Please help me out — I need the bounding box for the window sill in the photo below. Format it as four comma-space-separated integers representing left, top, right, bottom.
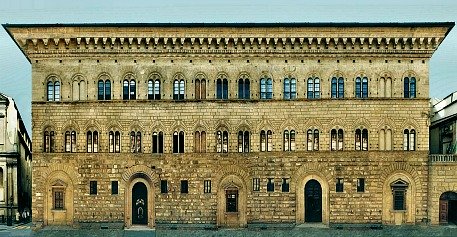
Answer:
51, 209, 66, 212
391, 209, 406, 213
225, 212, 239, 215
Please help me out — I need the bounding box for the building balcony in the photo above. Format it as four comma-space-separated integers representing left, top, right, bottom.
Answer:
429, 154, 457, 162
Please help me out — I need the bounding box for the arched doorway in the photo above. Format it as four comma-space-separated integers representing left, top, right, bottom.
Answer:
132, 182, 148, 225
305, 179, 322, 222
440, 191, 457, 224
217, 175, 247, 228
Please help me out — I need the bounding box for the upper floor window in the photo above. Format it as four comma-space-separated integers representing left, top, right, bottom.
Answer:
379, 76, 392, 97
123, 76, 136, 100
173, 79, 185, 100
216, 75, 229, 99
148, 79, 161, 100
109, 131, 121, 153
260, 77, 273, 99
331, 77, 344, 98
173, 131, 185, 153
307, 77, 320, 99
98, 79, 111, 100
195, 75, 206, 100
260, 130, 273, 152
355, 128, 368, 151
403, 129, 416, 151
404, 77, 416, 98
216, 130, 229, 153
238, 131, 250, 153
65, 131, 77, 153
238, 75, 250, 99
283, 130, 296, 151
284, 78, 297, 100
379, 127, 393, 151
355, 77, 368, 98
130, 131, 141, 153
307, 129, 319, 151
86, 131, 99, 153
72, 76, 86, 101
47, 77, 60, 101
152, 131, 164, 154
331, 129, 344, 151
194, 131, 206, 153
43, 129, 55, 153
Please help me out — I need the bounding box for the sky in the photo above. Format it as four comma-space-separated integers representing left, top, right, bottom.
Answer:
1, 0, 457, 135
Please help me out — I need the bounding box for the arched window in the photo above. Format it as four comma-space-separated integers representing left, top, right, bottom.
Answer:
283, 130, 296, 151
379, 128, 393, 151
216, 76, 229, 99
404, 77, 416, 98
238, 131, 250, 153
109, 131, 121, 153
43, 129, 55, 153
86, 131, 99, 153
331, 129, 344, 151
355, 77, 369, 98
195, 77, 206, 100
72, 77, 86, 101
98, 79, 111, 100
307, 77, 320, 99
216, 130, 229, 153
65, 130, 77, 153
403, 129, 416, 151
260, 130, 273, 152
238, 77, 250, 99
331, 77, 344, 98
307, 129, 319, 151
355, 129, 369, 151
47, 77, 60, 101
173, 131, 185, 153
130, 131, 141, 153
260, 77, 273, 99
148, 79, 161, 100
173, 79, 185, 100
194, 131, 206, 153
152, 131, 164, 154
284, 78, 297, 99
123, 77, 136, 100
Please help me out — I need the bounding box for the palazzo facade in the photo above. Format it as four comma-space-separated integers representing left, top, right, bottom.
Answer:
3, 22, 454, 228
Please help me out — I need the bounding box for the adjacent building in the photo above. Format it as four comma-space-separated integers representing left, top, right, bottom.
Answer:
0, 93, 32, 224
429, 92, 457, 224
3, 22, 454, 229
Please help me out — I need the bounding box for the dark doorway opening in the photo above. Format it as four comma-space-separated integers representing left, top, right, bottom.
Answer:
132, 182, 148, 225
305, 179, 322, 222
440, 191, 457, 225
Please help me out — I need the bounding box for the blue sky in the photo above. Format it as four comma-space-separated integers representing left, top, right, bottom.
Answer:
1, 0, 457, 134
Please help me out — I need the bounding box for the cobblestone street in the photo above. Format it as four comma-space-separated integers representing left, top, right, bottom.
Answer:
2, 225, 457, 237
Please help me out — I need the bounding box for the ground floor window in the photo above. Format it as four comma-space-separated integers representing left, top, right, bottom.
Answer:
391, 179, 408, 211
53, 188, 64, 210
226, 190, 238, 212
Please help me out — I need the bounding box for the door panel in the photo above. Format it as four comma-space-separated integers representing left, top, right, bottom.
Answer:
305, 179, 322, 222
132, 182, 148, 225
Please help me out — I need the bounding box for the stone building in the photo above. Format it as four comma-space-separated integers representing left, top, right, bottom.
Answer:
429, 91, 457, 224
3, 22, 454, 229
0, 93, 32, 224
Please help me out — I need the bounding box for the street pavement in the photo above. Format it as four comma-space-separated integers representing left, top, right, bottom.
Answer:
1, 224, 457, 237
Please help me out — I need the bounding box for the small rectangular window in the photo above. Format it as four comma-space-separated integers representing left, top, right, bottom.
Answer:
181, 180, 188, 194
90, 181, 97, 195
267, 178, 274, 192
282, 178, 290, 192
253, 178, 260, 192
393, 189, 406, 210
336, 178, 344, 192
204, 180, 211, 193
357, 178, 365, 192
161, 180, 168, 194
111, 181, 118, 195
